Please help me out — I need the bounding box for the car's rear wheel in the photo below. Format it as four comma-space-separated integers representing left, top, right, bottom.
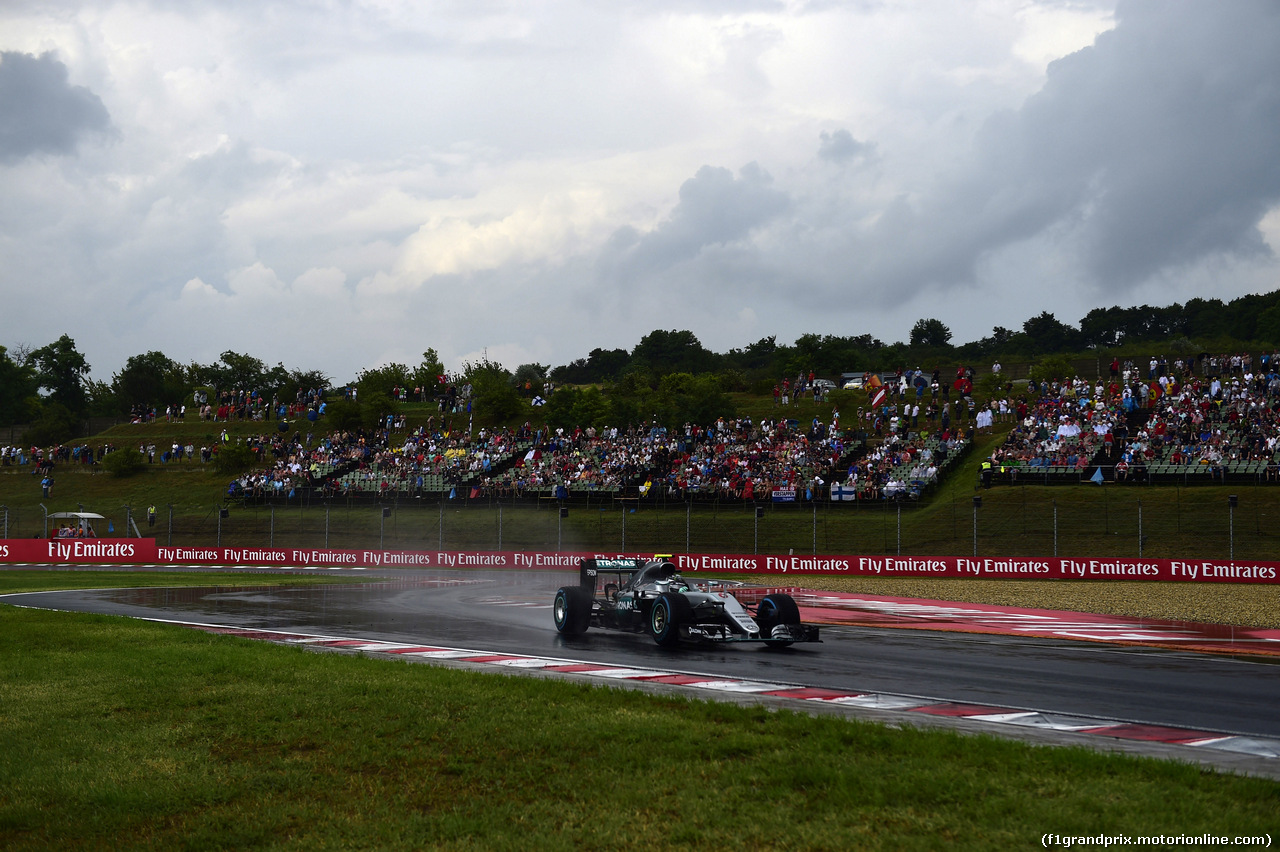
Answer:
553, 586, 591, 635
756, 593, 801, 647
648, 592, 692, 646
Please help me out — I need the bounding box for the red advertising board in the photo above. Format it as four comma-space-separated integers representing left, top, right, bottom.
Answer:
1, 539, 1277, 584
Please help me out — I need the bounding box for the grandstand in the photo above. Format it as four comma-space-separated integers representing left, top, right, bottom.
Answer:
230, 416, 887, 507
987, 367, 1280, 487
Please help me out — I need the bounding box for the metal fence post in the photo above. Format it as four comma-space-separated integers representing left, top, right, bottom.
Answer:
1138, 499, 1143, 557
972, 496, 981, 557
1229, 494, 1237, 559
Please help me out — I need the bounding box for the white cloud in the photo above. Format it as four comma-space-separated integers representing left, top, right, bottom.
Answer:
0, 0, 1277, 384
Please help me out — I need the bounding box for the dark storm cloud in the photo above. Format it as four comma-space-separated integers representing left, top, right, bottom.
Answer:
604, 162, 790, 278
817, 128, 873, 163
1054, 0, 1280, 283
831, 0, 1280, 305
0, 51, 112, 164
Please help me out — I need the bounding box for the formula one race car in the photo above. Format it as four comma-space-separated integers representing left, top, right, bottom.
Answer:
553, 558, 820, 648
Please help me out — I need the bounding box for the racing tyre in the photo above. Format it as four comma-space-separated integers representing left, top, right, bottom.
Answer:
756, 593, 801, 647
648, 592, 693, 647
553, 586, 592, 635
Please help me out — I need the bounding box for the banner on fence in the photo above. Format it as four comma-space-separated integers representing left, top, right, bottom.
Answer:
1, 539, 1278, 584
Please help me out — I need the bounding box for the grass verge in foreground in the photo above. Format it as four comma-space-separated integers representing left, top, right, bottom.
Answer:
1, 603, 1276, 850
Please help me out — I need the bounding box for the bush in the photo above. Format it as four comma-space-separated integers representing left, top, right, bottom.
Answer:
99, 446, 146, 477
211, 441, 256, 475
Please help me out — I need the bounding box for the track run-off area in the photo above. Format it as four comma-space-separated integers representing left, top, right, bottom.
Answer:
5, 543, 1280, 778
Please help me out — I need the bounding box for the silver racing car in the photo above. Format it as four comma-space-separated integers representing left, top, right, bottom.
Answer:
553, 558, 820, 648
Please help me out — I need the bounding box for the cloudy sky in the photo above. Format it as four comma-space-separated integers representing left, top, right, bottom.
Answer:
2, 0, 1279, 383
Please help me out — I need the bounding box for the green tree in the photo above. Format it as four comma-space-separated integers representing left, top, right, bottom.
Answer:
100, 446, 146, 477
359, 391, 398, 430
1257, 302, 1280, 346
462, 357, 522, 425
27, 334, 91, 416
1022, 312, 1080, 355
654, 373, 734, 425
21, 401, 78, 446
112, 351, 186, 413
281, 369, 331, 402
412, 349, 446, 395
326, 398, 363, 432
550, 347, 630, 384
85, 379, 118, 417
543, 386, 612, 429
192, 351, 269, 392
631, 329, 717, 376
1028, 355, 1077, 385
0, 345, 39, 426
212, 441, 257, 475
357, 363, 413, 400
909, 318, 952, 348
724, 335, 778, 373
513, 363, 549, 396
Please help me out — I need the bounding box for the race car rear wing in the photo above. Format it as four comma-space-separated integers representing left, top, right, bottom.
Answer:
578, 557, 646, 592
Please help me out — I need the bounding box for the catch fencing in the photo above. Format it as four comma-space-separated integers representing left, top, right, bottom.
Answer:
6, 482, 1278, 561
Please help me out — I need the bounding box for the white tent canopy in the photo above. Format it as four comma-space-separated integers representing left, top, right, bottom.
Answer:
46, 511, 108, 537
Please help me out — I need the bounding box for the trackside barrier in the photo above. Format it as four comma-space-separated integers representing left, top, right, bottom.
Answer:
1, 539, 1278, 584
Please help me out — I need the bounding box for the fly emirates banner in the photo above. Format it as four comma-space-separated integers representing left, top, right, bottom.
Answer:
0, 540, 1277, 584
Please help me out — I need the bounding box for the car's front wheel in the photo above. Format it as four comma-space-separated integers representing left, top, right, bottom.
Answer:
553, 586, 591, 635
648, 592, 692, 646
756, 593, 801, 647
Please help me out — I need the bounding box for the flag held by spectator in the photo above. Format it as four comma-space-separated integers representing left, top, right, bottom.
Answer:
830, 483, 857, 501
870, 386, 887, 408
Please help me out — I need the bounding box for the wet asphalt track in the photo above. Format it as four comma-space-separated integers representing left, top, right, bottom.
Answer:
7, 567, 1280, 741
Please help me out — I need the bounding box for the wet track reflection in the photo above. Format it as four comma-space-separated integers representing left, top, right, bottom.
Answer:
8, 569, 1280, 739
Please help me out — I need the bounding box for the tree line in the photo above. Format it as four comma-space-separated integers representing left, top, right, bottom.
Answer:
549, 292, 1280, 384
4, 290, 1280, 443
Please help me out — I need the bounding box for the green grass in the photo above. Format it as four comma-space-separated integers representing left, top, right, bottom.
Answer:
1, 582, 1277, 851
